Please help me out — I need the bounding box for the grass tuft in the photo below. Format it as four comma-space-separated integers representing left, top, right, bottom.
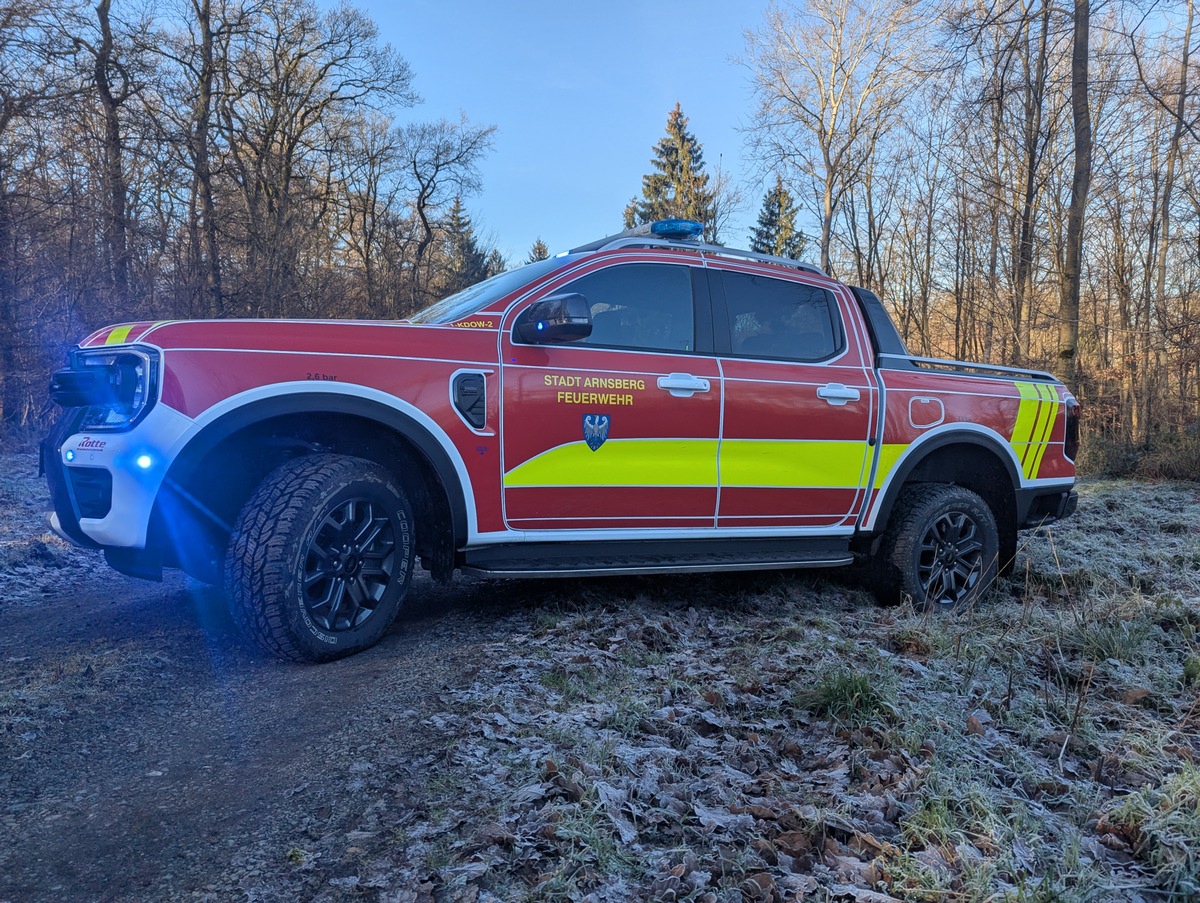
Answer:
794, 666, 894, 726
1101, 765, 1200, 897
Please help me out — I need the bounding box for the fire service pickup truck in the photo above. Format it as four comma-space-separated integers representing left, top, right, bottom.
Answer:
44, 219, 1079, 662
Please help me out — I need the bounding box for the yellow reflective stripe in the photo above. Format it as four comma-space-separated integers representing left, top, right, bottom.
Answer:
505, 439, 900, 491
504, 439, 718, 488
871, 443, 908, 489
719, 440, 869, 488
1012, 382, 1042, 479
1010, 381, 1060, 480
105, 325, 135, 345
1028, 383, 1059, 478
1011, 382, 1042, 447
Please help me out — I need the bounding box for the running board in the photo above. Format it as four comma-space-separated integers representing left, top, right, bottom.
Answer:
460, 538, 854, 579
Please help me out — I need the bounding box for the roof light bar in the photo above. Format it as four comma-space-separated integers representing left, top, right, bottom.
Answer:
644, 219, 704, 240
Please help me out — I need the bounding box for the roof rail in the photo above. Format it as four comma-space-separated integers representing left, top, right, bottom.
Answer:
697, 244, 827, 277
570, 233, 827, 277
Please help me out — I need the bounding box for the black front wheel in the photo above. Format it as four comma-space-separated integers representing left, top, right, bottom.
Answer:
225, 454, 415, 662
872, 484, 999, 611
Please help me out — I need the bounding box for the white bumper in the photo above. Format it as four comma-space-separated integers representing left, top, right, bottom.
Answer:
59, 403, 195, 548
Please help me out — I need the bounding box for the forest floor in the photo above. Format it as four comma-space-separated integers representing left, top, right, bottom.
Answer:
0, 450, 1198, 902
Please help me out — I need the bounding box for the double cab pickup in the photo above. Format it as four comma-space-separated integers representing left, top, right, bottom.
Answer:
44, 219, 1079, 661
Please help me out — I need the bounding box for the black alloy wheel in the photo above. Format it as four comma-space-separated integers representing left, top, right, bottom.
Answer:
914, 508, 986, 607
872, 483, 1000, 611
304, 497, 397, 632
226, 454, 414, 662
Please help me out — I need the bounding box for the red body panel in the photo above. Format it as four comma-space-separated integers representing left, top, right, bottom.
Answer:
76, 246, 1076, 551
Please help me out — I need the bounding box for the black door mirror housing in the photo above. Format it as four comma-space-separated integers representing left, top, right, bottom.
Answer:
514, 293, 592, 344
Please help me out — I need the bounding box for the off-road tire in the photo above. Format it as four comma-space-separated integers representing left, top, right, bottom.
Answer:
871, 483, 999, 612
225, 454, 414, 662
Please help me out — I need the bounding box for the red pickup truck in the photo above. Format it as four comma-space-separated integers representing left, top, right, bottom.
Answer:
44, 219, 1079, 661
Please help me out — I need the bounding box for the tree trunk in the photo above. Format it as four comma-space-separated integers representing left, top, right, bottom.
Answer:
94, 0, 131, 309
1012, 0, 1051, 366
1057, 0, 1092, 391
192, 0, 224, 318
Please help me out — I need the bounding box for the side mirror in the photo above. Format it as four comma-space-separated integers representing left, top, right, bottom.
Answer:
514, 293, 593, 344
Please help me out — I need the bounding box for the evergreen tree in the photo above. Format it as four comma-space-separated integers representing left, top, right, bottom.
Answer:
527, 237, 550, 263
750, 175, 808, 260
485, 248, 507, 278
440, 197, 490, 295
623, 103, 717, 239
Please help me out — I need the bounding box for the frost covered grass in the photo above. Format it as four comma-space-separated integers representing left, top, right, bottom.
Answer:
0, 453, 96, 600
393, 479, 1200, 901
2, 451, 1197, 901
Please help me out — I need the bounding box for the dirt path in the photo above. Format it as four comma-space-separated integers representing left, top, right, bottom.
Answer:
0, 569, 496, 902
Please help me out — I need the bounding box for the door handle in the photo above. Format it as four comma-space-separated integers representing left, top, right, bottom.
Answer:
817, 383, 861, 406
657, 372, 711, 397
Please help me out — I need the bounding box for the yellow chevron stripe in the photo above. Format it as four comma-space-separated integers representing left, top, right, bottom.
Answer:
105, 324, 135, 345
1012, 382, 1041, 479
1009, 381, 1061, 480
1028, 383, 1060, 478
1023, 389, 1048, 477
1011, 382, 1041, 445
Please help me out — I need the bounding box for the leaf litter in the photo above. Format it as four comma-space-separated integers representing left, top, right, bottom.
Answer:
1, 452, 1198, 901
380, 477, 1199, 902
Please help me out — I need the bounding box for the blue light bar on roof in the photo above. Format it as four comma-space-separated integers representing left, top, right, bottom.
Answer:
649, 219, 703, 240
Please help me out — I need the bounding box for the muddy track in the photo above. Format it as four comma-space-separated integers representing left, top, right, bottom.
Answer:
0, 569, 505, 902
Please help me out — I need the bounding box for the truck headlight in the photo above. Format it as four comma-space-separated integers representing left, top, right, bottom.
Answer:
49, 346, 160, 431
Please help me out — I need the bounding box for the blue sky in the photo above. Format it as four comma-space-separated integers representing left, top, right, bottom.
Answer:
334, 0, 773, 262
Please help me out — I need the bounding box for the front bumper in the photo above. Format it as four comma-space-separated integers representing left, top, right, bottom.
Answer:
42, 403, 194, 550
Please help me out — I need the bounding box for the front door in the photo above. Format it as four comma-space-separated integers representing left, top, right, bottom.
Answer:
500, 261, 721, 533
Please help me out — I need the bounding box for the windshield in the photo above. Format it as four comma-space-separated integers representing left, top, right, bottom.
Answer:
408, 256, 570, 325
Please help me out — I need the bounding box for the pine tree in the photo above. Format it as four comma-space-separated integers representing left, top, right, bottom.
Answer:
485, 248, 507, 278
527, 238, 550, 263
623, 103, 717, 239
440, 197, 490, 295
749, 175, 808, 260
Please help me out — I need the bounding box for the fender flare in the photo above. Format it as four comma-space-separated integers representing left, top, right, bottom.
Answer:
163, 391, 470, 546
865, 429, 1022, 533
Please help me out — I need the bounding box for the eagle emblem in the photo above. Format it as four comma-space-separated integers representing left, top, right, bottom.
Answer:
582, 414, 610, 451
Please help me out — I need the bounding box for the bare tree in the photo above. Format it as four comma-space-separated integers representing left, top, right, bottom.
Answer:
216, 0, 416, 316
743, 0, 921, 274
337, 113, 406, 313
1056, 0, 1094, 390
396, 115, 495, 315
0, 0, 80, 427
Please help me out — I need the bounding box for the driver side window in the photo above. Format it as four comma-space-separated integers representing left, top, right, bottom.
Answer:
566, 264, 695, 353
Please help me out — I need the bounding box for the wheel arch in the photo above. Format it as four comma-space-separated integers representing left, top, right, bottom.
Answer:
864, 429, 1021, 569
149, 391, 469, 583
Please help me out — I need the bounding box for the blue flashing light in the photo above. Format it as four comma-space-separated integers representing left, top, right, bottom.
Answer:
135, 454, 153, 470
537, 322, 545, 331
65, 449, 76, 463
650, 219, 703, 240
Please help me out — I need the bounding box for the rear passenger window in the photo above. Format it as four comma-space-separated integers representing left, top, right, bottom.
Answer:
722, 271, 842, 361
565, 264, 695, 353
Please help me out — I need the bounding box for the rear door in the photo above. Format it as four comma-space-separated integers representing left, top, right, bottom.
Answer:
711, 264, 878, 530
500, 258, 722, 532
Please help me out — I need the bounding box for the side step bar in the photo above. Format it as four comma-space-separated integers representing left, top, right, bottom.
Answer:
461, 538, 854, 579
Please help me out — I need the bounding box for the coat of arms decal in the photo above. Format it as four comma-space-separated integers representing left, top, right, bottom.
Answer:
582, 414, 610, 451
